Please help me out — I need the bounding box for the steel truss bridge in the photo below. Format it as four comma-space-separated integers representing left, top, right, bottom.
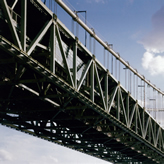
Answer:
0, 0, 164, 163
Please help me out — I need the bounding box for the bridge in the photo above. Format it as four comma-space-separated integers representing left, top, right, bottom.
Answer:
0, 0, 164, 163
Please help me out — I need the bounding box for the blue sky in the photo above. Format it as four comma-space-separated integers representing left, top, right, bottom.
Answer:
1, 0, 164, 163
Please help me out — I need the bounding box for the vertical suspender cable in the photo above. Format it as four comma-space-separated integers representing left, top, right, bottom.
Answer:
93, 37, 95, 56
160, 93, 161, 124
153, 89, 155, 119
89, 35, 92, 52
125, 68, 127, 89
76, 22, 79, 38
136, 76, 138, 101
130, 71, 131, 94
144, 81, 145, 108
141, 79, 142, 107
157, 92, 159, 123
85, 11, 87, 47
72, 18, 74, 34
111, 55, 113, 75
158, 94, 160, 123
128, 69, 130, 92
50, 0, 52, 10
161, 95, 163, 124
148, 85, 150, 111
155, 90, 156, 119
104, 48, 106, 67
155, 90, 156, 120
115, 58, 117, 79
119, 60, 120, 82
55, 0, 57, 15
133, 73, 135, 99
53, 0, 55, 13
107, 51, 109, 70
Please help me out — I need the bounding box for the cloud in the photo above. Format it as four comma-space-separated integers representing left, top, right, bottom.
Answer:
49, 156, 59, 163
130, 30, 142, 40
142, 51, 164, 75
29, 155, 59, 164
140, 6, 164, 52
86, 0, 106, 4
0, 149, 13, 161
127, 0, 134, 4
140, 5, 164, 76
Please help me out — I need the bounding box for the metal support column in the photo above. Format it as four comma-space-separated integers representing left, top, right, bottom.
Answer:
50, 17, 56, 73
117, 86, 120, 121
135, 104, 138, 133
142, 107, 145, 138
90, 58, 94, 102
21, 0, 27, 51
105, 70, 108, 110
73, 37, 78, 89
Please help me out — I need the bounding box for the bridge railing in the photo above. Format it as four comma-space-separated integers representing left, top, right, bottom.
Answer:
42, 0, 164, 126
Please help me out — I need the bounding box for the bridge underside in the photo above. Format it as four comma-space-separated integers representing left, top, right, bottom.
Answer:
0, 0, 164, 164
0, 51, 155, 164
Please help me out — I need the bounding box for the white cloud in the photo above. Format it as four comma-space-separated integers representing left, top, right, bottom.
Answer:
29, 155, 59, 164
130, 30, 142, 40
140, 6, 164, 53
127, 0, 134, 4
0, 149, 13, 162
86, 0, 106, 4
142, 51, 164, 75
140, 5, 164, 76
49, 156, 59, 163
142, 51, 153, 70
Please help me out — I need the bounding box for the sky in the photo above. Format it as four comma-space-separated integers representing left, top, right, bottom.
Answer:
1, 0, 164, 163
